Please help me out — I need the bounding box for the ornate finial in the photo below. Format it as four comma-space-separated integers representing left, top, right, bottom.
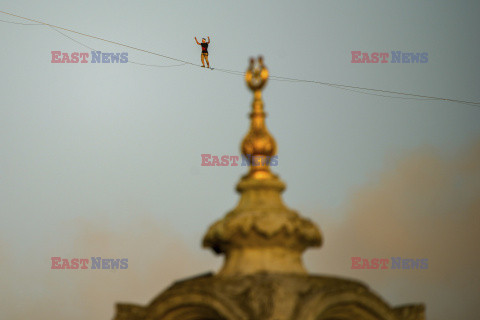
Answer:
242, 56, 277, 180
203, 56, 322, 276
245, 56, 268, 91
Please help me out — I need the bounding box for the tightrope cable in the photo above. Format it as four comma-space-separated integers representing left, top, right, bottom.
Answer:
1, 10, 479, 107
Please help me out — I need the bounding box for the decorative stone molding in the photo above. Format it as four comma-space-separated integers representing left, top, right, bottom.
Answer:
114, 273, 425, 320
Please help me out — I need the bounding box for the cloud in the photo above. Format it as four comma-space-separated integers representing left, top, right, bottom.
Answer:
306, 138, 480, 320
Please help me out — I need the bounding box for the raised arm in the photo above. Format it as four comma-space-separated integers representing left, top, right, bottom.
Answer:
207, 36, 210, 44
195, 37, 200, 45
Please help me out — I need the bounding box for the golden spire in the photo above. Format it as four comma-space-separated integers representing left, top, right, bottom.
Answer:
241, 56, 277, 180
203, 57, 322, 276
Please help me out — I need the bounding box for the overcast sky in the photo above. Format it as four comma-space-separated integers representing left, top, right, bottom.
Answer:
1, 1, 479, 319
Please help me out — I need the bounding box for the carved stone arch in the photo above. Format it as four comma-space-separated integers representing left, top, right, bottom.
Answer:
295, 291, 398, 320
145, 292, 248, 320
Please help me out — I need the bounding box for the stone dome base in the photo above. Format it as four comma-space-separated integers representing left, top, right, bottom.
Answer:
113, 272, 425, 320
